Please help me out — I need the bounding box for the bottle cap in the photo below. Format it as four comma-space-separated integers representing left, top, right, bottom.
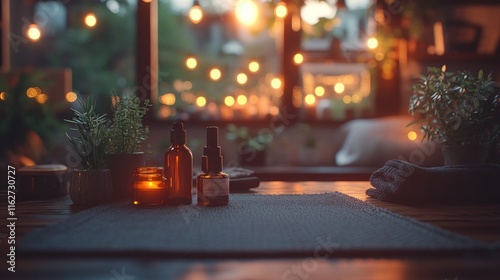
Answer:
170, 122, 186, 145
202, 126, 223, 173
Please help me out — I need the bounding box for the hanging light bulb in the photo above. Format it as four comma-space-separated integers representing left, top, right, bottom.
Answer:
189, 0, 203, 24
275, 2, 288, 18
235, 0, 258, 26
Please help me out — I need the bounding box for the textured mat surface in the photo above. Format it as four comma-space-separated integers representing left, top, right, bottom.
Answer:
19, 193, 489, 257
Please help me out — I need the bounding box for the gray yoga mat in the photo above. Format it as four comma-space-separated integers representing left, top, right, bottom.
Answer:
19, 193, 490, 258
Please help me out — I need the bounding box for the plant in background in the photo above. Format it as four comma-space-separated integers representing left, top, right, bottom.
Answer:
107, 92, 151, 154
226, 123, 273, 165
409, 66, 500, 147
65, 97, 109, 170
226, 123, 273, 153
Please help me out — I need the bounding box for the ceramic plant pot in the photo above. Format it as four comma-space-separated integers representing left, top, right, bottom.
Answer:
106, 152, 144, 199
442, 145, 489, 165
69, 169, 113, 205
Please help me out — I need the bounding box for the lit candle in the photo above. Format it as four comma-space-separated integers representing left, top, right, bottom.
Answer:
132, 167, 166, 206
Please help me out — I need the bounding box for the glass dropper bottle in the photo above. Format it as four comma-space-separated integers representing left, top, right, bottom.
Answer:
197, 126, 229, 206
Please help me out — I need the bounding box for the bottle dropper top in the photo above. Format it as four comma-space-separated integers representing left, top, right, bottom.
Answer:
202, 126, 223, 173
170, 122, 186, 145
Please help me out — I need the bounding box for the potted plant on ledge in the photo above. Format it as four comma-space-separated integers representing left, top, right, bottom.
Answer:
409, 66, 500, 165
65, 97, 112, 205
106, 92, 151, 199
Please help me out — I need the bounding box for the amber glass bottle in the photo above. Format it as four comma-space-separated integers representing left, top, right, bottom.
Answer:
165, 122, 193, 205
197, 126, 229, 206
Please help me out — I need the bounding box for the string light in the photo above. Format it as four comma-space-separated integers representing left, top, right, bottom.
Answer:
314, 86, 325, 97
367, 37, 378, 49
186, 56, 198, 69
236, 73, 248, 85
237, 94, 247, 105
343, 95, 352, 104
304, 94, 316, 105
189, 0, 203, 24
65, 91, 77, 103
334, 83, 345, 94
209, 68, 222, 81
235, 0, 259, 26
196, 96, 207, 107
84, 13, 97, 28
271, 78, 282, 89
408, 131, 418, 141
293, 53, 304, 65
160, 93, 176, 105
26, 24, 41, 42
275, 2, 288, 18
36, 93, 48, 104
224, 96, 235, 107
0, 92, 6, 101
248, 61, 260, 73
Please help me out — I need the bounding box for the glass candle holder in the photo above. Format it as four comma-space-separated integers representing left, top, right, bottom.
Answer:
132, 167, 166, 206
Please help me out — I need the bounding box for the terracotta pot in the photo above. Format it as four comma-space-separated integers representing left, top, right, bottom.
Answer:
69, 169, 113, 205
442, 145, 489, 165
106, 153, 144, 199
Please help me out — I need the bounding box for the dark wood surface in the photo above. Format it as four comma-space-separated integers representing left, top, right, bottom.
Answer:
2, 181, 500, 279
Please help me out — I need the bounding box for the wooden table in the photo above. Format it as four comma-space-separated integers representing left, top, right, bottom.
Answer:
2, 181, 500, 279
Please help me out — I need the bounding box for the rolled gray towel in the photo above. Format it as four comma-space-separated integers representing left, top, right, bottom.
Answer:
367, 159, 500, 204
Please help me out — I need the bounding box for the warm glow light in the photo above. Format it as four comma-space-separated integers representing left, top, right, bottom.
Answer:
0, 92, 6, 101
142, 0, 152, 3
248, 61, 260, 73
434, 22, 445, 56
274, 2, 288, 18
184, 81, 192, 90
65, 91, 77, 103
293, 53, 304, 65
334, 83, 345, 94
271, 78, 282, 89
209, 68, 222, 81
275, 2, 288, 18
343, 95, 352, 104
315, 86, 325, 97
352, 94, 361, 103
375, 52, 385, 61
26, 24, 41, 42
84, 13, 97, 28
160, 93, 176, 105
196, 96, 207, 107
304, 94, 316, 105
159, 106, 172, 119
35, 93, 48, 104
235, 0, 258, 26
301, 0, 337, 25
224, 96, 235, 107
237, 95, 247, 105
186, 57, 197, 69
189, 5, 203, 24
270, 106, 279, 116
237, 73, 248, 84
441, 65, 446, 72
367, 37, 378, 49
133, 201, 139, 205
408, 131, 418, 141
250, 95, 259, 104
26, 87, 38, 98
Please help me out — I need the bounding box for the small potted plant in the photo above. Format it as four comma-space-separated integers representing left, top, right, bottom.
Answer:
106, 92, 151, 199
225, 123, 272, 166
65, 96, 112, 205
409, 66, 500, 165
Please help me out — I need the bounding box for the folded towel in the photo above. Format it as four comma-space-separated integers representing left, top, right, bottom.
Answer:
367, 159, 500, 204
